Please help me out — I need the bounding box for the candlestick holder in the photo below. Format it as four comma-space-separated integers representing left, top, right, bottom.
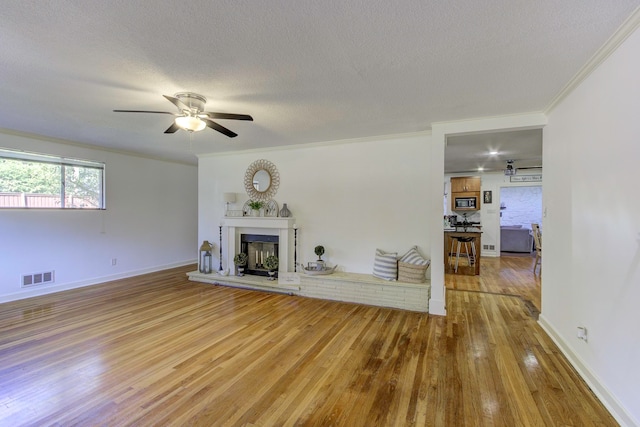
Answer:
294, 226, 298, 273
218, 225, 223, 271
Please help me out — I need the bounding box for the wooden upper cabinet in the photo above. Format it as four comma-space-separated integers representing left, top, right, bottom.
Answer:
451, 176, 481, 193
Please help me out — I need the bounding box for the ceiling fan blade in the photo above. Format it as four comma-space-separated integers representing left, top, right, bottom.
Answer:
203, 119, 237, 138
163, 95, 189, 111
164, 122, 180, 134
202, 112, 253, 121
113, 110, 176, 114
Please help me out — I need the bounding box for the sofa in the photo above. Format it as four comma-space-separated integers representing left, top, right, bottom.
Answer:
500, 225, 533, 253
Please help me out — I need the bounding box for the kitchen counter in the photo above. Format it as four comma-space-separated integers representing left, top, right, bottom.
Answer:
444, 230, 482, 275
445, 226, 482, 233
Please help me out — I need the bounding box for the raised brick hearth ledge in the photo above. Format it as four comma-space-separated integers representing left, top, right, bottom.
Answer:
187, 270, 430, 312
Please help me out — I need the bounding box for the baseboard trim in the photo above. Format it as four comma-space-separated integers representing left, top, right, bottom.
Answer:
538, 314, 638, 427
428, 297, 446, 316
0, 260, 197, 304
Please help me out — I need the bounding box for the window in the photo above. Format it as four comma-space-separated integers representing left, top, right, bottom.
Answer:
0, 148, 105, 209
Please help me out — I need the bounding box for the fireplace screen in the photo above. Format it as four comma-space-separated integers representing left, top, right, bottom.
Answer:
241, 234, 279, 277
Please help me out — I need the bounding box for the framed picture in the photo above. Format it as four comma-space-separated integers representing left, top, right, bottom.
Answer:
510, 175, 542, 182
483, 190, 492, 204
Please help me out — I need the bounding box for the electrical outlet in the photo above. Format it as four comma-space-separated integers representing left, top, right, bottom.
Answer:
111, 258, 117, 266
577, 326, 588, 342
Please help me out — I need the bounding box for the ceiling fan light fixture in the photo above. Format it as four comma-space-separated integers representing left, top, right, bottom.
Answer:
175, 115, 206, 132
114, 93, 251, 137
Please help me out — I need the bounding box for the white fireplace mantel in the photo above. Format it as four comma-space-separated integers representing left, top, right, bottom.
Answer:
222, 217, 296, 229
221, 217, 296, 273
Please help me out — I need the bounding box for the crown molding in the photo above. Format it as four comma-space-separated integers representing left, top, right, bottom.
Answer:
0, 128, 197, 166
432, 112, 547, 137
197, 129, 433, 159
544, 7, 640, 114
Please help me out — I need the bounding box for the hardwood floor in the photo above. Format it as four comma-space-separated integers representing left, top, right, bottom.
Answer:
0, 264, 616, 426
446, 253, 542, 313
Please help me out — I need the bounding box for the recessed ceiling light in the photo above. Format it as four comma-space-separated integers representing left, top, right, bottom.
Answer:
478, 167, 484, 171
489, 150, 499, 155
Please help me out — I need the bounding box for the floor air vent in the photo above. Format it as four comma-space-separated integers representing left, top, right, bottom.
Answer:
22, 271, 55, 287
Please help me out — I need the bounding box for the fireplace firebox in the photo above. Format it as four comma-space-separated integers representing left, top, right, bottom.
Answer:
241, 234, 279, 277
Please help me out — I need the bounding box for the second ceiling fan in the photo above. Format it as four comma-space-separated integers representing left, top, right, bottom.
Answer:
114, 92, 253, 138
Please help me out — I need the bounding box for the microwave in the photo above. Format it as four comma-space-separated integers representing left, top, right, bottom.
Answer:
454, 196, 477, 210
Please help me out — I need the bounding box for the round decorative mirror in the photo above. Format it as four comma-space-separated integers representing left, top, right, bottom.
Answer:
244, 159, 280, 201
253, 170, 271, 192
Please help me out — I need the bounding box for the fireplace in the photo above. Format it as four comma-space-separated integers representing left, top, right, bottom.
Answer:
221, 217, 295, 276
241, 234, 279, 277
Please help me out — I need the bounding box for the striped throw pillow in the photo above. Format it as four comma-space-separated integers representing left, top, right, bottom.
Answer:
398, 246, 430, 283
399, 246, 430, 267
373, 249, 398, 281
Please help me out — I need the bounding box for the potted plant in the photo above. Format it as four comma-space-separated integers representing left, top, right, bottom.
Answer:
234, 252, 248, 276
264, 255, 279, 280
314, 245, 326, 268
248, 200, 264, 216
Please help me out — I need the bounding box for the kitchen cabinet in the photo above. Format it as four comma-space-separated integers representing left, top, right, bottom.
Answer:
451, 176, 480, 192
450, 176, 481, 211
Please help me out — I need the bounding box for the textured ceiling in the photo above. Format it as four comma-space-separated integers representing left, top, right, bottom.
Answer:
445, 129, 542, 174
0, 1, 637, 165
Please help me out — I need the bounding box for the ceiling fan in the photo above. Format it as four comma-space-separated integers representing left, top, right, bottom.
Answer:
504, 160, 542, 176
113, 92, 253, 138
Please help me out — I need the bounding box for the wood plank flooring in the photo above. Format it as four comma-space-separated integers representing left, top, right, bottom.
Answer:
446, 253, 542, 313
0, 264, 616, 426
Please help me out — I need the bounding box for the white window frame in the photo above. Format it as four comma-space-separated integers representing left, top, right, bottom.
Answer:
0, 148, 105, 210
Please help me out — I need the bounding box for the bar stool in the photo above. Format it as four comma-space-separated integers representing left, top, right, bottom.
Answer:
449, 236, 477, 273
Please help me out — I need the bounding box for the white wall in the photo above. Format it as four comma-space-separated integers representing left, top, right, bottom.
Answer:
0, 132, 198, 302
499, 186, 542, 228
198, 133, 433, 292
540, 25, 640, 426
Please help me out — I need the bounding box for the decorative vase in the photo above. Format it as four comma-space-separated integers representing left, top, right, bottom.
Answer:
268, 270, 276, 281
237, 267, 245, 277
279, 203, 291, 217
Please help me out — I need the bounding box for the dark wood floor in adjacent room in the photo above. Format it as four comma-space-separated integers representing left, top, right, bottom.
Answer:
0, 261, 616, 426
